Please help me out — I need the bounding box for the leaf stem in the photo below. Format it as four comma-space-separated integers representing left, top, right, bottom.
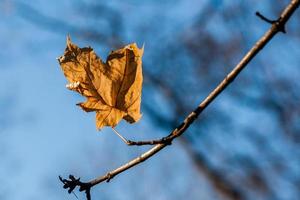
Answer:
111, 127, 130, 145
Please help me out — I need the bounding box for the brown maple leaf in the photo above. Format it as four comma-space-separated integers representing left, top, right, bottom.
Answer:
58, 36, 143, 129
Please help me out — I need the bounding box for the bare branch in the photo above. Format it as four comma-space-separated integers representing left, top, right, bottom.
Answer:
60, 0, 300, 199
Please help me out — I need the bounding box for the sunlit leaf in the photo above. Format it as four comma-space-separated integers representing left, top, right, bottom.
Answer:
58, 36, 143, 129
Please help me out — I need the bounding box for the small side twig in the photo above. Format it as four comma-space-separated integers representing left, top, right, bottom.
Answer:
256, 11, 277, 24
256, 11, 286, 33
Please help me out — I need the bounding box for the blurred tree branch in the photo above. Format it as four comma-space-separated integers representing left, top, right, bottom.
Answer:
16, 2, 122, 47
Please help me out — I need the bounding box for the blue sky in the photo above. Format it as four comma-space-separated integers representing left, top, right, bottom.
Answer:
1, 1, 300, 200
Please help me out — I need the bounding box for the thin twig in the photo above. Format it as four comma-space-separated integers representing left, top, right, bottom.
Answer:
72, 191, 79, 200
61, 0, 300, 198
255, 12, 277, 24
255, 11, 287, 33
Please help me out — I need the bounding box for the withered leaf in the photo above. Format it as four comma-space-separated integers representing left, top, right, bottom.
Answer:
58, 36, 143, 129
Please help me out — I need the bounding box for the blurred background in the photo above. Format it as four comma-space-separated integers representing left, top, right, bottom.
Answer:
0, 0, 299, 199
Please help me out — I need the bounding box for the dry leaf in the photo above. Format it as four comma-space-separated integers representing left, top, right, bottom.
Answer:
58, 36, 143, 129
